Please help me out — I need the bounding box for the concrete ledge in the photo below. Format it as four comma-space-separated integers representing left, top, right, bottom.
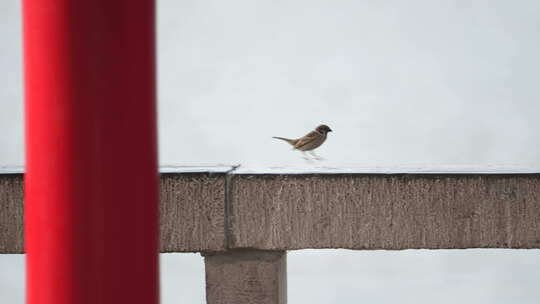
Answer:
229, 174, 540, 250
2, 169, 540, 253
0, 171, 229, 253
160, 173, 227, 252
0, 174, 23, 253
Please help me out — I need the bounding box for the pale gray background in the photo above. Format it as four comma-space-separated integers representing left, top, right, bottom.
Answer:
1, 0, 540, 302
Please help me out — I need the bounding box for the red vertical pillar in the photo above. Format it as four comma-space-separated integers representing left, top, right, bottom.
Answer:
23, 1, 159, 304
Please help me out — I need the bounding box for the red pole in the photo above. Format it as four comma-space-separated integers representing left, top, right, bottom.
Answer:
23, 1, 159, 304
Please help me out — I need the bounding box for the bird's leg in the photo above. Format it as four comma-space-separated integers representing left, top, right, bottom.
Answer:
302, 151, 313, 162
309, 150, 324, 160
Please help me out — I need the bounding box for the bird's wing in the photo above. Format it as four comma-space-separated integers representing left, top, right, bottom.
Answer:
293, 131, 321, 149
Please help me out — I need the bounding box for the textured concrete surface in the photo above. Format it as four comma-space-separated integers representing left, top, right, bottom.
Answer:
160, 173, 227, 252
203, 250, 287, 304
0, 175, 23, 253
3, 172, 540, 253
0, 173, 227, 253
229, 174, 540, 250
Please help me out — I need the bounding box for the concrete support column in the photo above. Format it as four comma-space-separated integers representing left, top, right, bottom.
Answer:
203, 250, 287, 304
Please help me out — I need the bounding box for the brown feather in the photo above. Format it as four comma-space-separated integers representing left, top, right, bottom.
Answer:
272, 136, 298, 146
293, 130, 326, 151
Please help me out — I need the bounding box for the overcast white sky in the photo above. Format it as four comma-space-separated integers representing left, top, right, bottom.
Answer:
1, 0, 540, 303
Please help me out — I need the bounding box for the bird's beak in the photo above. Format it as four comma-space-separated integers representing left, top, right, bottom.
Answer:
329, 129, 333, 132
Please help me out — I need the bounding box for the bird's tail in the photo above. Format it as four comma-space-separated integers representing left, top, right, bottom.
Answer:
272, 136, 297, 146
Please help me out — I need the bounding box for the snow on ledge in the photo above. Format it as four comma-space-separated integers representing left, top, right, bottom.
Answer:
232, 164, 540, 175
0, 166, 23, 174
2, 164, 540, 175
0, 165, 238, 175
160, 165, 237, 173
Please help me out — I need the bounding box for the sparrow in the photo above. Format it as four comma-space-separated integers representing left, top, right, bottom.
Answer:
273, 124, 333, 160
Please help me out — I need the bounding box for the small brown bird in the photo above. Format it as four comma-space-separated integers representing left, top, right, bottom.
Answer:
273, 124, 333, 160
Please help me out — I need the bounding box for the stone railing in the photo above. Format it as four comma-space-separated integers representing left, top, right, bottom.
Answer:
2, 166, 540, 304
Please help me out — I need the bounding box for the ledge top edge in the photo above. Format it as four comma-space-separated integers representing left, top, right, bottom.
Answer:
3, 164, 540, 175
231, 164, 540, 175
